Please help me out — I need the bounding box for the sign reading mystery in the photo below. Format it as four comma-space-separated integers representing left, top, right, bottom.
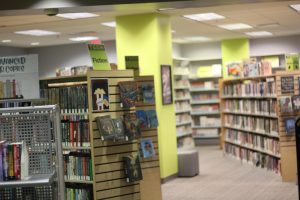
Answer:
281, 76, 295, 94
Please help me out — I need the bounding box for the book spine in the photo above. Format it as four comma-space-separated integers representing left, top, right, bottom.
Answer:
13, 144, 21, 180
8, 144, 14, 180
3, 143, 8, 181
0, 143, 3, 181
12, 80, 16, 97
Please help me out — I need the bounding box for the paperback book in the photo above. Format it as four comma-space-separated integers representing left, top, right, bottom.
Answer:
136, 110, 148, 129
123, 153, 143, 183
145, 109, 158, 128
123, 112, 141, 140
95, 115, 115, 141
119, 81, 138, 108
281, 76, 294, 94
284, 118, 296, 135
226, 62, 242, 78
112, 118, 126, 141
137, 82, 155, 104
243, 58, 259, 77
279, 96, 293, 113
140, 138, 155, 158
292, 95, 300, 112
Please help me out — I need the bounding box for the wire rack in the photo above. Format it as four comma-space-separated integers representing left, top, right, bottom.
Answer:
0, 105, 65, 200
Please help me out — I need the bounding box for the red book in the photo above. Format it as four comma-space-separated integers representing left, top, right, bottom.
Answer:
12, 143, 21, 180
12, 80, 16, 97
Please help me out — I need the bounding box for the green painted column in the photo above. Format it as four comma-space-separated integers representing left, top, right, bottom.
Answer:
221, 38, 250, 78
116, 13, 178, 179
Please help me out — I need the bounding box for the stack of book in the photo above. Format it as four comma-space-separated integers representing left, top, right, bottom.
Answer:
0, 80, 21, 99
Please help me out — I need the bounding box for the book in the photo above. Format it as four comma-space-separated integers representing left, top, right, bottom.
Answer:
20, 141, 29, 180
279, 96, 293, 113
140, 138, 155, 158
8, 144, 14, 180
285, 118, 296, 134
281, 76, 294, 94
292, 95, 300, 111
0, 141, 6, 181
136, 110, 148, 129
119, 81, 138, 108
145, 110, 158, 128
91, 78, 110, 111
95, 115, 115, 141
138, 82, 155, 104
123, 153, 143, 183
227, 62, 242, 78
112, 118, 125, 141
243, 58, 258, 77
123, 112, 141, 140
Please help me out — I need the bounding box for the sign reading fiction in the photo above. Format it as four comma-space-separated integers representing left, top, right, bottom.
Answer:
281, 76, 294, 94
0, 56, 27, 74
88, 44, 111, 70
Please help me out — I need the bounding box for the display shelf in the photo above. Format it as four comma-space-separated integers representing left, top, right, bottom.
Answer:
175, 97, 190, 101
190, 99, 219, 105
175, 109, 191, 114
0, 173, 55, 188
191, 111, 220, 115
224, 126, 279, 139
193, 135, 219, 139
225, 140, 280, 159
62, 146, 91, 150
223, 111, 278, 119
192, 125, 221, 129
189, 76, 222, 81
65, 180, 93, 184
221, 96, 277, 99
176, 121, 192, 127
174, 86, 190, 90
177, 132, 193, 138
190, 88, 219, 92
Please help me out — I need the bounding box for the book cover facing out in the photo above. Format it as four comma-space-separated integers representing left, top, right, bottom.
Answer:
226, 62, 242, 78
123, 112, 141, 140
279, 96, 293, 113
123, 153, 143, 183
88, 44, 111, 70
137, 82, 155, 104
119, 81, 138, 108
91, 78, 109, 111
281, 76, 294, 94
140, 138, 155, 158
136, 110, 148, 129
95, 115, 115, 141
285, 117, 296, 135
112, 118, 125, 141
292, 95, 300, 111
145, 109, 158, 128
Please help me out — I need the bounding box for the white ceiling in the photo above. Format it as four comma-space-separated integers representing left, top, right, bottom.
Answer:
1, 0, 300, 47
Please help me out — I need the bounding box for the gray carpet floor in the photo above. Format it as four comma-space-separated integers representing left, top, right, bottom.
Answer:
162, 146, 298, 200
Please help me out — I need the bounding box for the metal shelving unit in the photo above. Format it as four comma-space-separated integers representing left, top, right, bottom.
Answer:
0, 105, 64, 200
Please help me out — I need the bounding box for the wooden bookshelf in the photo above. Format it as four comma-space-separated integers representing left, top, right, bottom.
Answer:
220, 75, 281, 173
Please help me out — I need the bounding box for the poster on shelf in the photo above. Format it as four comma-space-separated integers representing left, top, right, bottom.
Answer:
285, 53, 299, 71
261, 56, 280, 68
196, 64, 222, 78
226, 61, 243, 78
0, 54, 39, 99
88, 44, 111, 70
281, 76, 294, 94
91, 78, 110, 111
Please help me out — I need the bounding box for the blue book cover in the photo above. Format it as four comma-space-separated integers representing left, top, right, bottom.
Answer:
119, 81, 138, 108
136, 110, 148, 129
141, 83, 155, 104
285, 118, 295, 135
140, 138, 155, 158
145, 109, 158, 128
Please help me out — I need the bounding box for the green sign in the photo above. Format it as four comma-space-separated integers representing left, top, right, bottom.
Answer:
285, 54, 299, 71
125, 56, 139, 70
88, 44, 111, 70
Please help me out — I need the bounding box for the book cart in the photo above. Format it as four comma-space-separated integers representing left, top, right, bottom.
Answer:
220, 75, 281, 173
40, 70, 162, 200
0, 105, 64, 199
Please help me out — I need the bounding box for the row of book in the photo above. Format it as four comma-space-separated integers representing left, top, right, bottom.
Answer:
225, 129, 280, 156
224, 143, 280, 173
61, 119, 90, 148
175, 102, 190, 111
63, 152, 93, 181
0, 141, 28, 182
193, 116, 221, 127
176, 113, 191, 124
174, 79, 189, 88
223, 80, 276, 97
177, 126, 192, 135
194, 128, 219, 137
56, 65, 92, 77
191, 93, 219, 101
225, 114, 279, 135
96, 110, 158, 141
279, 95, 300, 113
192, 105, 219, 112
0, 80, 21, 99
224, 99, 277, 116
65, 187, 92, 200
175, 91, 190, 99
40, 86, 88, 114
190, 81, 218, 89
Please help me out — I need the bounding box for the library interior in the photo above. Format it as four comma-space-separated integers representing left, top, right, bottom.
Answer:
1, 0, 300, 199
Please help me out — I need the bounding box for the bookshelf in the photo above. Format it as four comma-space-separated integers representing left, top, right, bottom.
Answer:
190, 77, 222, 145
40, 71, 163, 199
220, 75, 281, 173
173, 58, 193, 148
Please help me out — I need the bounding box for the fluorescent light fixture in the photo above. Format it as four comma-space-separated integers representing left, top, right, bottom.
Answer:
30, 42, 40, 46
184, 36, 211, 42
256, 23, 280, 28
101, 21, 116, 28
157, 8, 175, 11
183, 13, 225, 21
219, 23, 252, 30
290, 4, 300, 12
15, 29, 60, 36
245, 31, 273, 37
2, 40, 11, 43
69, 36, 99, 42
56, 12, 99, 19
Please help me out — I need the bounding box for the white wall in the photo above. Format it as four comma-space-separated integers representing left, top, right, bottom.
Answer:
27, 41, 117, 78
172, 43, 182, 58
180, 42, 222, 60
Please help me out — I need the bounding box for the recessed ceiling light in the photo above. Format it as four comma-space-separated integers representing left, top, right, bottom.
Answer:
245, 31, 273, 37
184, 36, 211, 42
56, 12, 99, 19
157, 8, 175, 11
101, 21, 116, 28
183, 13, 225, 21
69, 36, 99, 42
290, 4, 300, 12
2, 40, 11, 43
15, 29, 60, 36
219, 23, 252, 30
30, 42, 40, 46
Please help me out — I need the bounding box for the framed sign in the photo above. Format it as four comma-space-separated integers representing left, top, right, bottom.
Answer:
161, 65, 173, 105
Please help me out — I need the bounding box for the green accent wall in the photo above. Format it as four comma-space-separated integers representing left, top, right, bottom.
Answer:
221, 38, 250, 78
116, 13, 178, 178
